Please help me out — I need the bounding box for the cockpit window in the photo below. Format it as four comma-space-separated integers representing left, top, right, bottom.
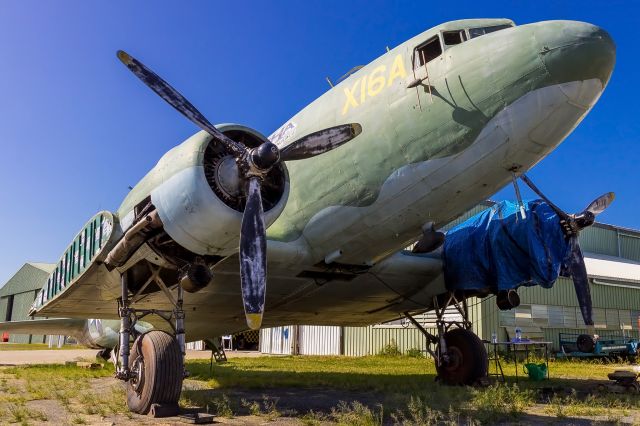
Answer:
469, 24, 512, 39
443, 30, 467, 46
414, 36, 442, 68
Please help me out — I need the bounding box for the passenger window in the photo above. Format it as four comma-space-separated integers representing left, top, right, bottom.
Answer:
443, 30, 467, 46
469, 24, 512, 39
414, 36, 442, 68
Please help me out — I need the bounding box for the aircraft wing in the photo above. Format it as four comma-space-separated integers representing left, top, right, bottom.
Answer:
0, 318, 86, 337
27, 207, 447, 337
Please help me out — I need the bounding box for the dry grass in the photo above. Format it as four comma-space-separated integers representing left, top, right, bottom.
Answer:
0, 363, 127, 424
0, 355, 639, 424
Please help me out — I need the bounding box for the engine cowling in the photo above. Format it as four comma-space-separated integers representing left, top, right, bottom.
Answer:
150, 124, 290, 256
80, 319, 154, 349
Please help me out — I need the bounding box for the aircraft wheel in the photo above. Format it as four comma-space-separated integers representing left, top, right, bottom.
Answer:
126, 331, 183, 414
436, 328, 488, 385
576, 334, 596, 353
96, 348, 112, 361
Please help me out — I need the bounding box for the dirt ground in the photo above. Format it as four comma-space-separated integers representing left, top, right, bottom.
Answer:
0, 348, 260, 365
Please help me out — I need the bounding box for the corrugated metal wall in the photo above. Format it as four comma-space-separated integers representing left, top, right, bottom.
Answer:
342, 277, 640, 354
8, 291, 45, 344
579, 225, 640, 262
579, 226, 619, 256
0, 297, 7, 322
480, 276, 640, 350
260, 326, 341, 355
620, 233, 640, 262
259, 326, 294, 354
343, 325, 434, 356
342, 298, 489, 356
299, 326, 340, 355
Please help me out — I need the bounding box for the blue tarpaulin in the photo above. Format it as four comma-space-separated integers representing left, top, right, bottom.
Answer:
443, 200, 570, 293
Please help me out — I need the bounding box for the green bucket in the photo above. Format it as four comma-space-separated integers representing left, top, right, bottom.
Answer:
523, 362, 547, 381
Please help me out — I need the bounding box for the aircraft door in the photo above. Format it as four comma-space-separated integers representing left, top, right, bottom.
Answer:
411, 35, 446, 106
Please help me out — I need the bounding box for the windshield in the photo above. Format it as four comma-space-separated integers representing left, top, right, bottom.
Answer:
469, 24, 512, 38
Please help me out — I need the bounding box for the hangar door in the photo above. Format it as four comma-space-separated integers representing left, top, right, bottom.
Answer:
260, 326, 294, 355
298, 326, 341, 355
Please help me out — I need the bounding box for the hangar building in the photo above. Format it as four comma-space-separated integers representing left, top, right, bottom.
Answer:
0, 262, 55, 343
261, 217, 640, 355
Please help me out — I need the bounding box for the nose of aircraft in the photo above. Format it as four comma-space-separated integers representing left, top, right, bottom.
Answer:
535, 21, 616, 86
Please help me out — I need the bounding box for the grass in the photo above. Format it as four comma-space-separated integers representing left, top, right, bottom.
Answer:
0, 363, 127, 424
471, 384, 535, 423
182, 355, 640, 423
1, 355, 639, 424
186, 355, 440, 392
331, 401, 383, 426
7, 403, 48, 423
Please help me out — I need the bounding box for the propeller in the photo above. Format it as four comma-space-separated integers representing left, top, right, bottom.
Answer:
117, 50, 362, 330
520, 174, 614, 326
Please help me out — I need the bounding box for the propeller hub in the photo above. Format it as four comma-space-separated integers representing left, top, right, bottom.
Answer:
574, 211, 596, 230
215, 156, 243, 198
250, 142, 280, 171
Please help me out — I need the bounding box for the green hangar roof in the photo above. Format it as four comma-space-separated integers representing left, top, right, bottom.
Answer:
0, 263, 56, 297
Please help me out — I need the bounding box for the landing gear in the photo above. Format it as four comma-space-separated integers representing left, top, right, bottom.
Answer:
405, 291, 488, 385
436, 328, 487, 385
96, 348, 112, 361
127, 331, 183, 414
115, 271, 186, 415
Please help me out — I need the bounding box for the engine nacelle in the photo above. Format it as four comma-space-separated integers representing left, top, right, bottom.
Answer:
44, 319, 152, 349
150, 124, 290, 256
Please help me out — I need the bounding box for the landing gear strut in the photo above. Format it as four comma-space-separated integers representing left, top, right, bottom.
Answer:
115, 271, 186, 415
404, 291, 488, 385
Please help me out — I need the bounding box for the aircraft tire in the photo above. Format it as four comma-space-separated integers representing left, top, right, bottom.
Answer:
436, 328, 488, 385
576, 334, 596, 353
96, 348, 112, 361
126, 330, 183, 414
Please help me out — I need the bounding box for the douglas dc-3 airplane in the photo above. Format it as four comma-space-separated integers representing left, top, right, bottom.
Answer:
1, 18, 616, 415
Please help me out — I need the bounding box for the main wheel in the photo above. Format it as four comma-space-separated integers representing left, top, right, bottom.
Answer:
96, 348, 112, 361
127, 330, 183, 414
436, 328, 488, 385
576, 334, 596, 353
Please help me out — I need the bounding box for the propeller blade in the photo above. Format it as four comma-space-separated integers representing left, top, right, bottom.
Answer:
520, 174, 569, 219
239, 177, 267, 330
279, 123, 362, 161
116, 50, 246, 158
584, 192, 615, 216
569, 236, 593, 326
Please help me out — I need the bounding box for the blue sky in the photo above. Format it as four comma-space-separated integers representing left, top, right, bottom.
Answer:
0, 1, 638, 284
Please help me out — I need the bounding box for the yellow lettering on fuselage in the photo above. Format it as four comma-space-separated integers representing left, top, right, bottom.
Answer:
341, 54, 407, 115
387, 54, 407, 86
342, 80, 360, 115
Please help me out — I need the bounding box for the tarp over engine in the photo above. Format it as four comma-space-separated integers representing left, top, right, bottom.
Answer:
443, 200, 571, 293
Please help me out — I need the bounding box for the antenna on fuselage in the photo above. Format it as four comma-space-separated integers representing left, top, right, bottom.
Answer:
325, 77, 334, 88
